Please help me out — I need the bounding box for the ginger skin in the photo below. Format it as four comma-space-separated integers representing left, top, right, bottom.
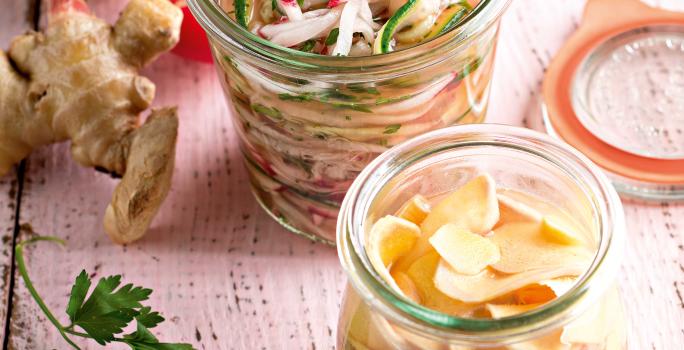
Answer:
0, 0, 183, 244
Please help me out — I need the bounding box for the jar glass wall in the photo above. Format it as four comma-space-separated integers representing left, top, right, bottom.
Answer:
337, 125, 627, 349
188, 0, 511, 244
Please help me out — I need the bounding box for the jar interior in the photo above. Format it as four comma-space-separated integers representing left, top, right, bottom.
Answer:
362, 144, 601, 253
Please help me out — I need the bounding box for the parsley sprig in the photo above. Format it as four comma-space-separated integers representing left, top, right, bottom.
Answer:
15, 236, 195, 350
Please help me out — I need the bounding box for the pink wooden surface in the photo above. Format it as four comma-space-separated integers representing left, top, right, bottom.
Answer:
0, 0, 34, 343
0, 0, 682, 349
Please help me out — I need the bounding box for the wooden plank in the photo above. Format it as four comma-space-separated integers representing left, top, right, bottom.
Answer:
621, 201, 684, 349
0, 0, 35, 344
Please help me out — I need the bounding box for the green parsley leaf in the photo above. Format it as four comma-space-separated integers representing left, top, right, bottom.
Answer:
72, 275, 151, 344
296, 0, 304, 7
325, 28, 340, 46
124, 323, 194, 350
384, 124, 401, 134
136, 306, 165, 329
14, 236, 196, 350
66, 270, 91, 323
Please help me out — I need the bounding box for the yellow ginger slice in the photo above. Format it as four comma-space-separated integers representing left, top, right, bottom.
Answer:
367, 216, 420, 294
496, 193, 542, 226
487, 304, 565, 350
539, 277, 577, 297
368, 215, 421, 267
515, 277, 577, 305
514, 284, 557, 305
490, 222, 593, 274
428, 224, 500, 275
421, 174, 500, 236
395, 194, 431, 225
541, 216, 584, 245
433, 259, 587, 303
390, 271, 421, 303
405, 252, 480, 316
393, 174, 499, 272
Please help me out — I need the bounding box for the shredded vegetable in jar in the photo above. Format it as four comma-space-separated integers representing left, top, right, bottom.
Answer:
221, 0, 477, 55
189, 0, 508, 243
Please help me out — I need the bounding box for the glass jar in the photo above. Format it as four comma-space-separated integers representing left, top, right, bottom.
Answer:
337, 125, 627, 349
187, 0, 511, 244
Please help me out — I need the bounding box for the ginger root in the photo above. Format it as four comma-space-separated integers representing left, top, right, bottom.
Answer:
0, 0, 183, 244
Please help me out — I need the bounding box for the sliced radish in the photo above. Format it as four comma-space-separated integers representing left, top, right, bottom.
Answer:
278, 0, 305, 21
333, 0, 361, 56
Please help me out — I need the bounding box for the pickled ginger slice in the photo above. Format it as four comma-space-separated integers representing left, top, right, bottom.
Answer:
490, 222, 593, 274
395, 194, 431, 225
434, 260, 587, 303
429, 224, 500, 275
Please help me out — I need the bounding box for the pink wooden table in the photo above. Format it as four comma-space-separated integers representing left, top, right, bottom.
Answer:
1, 0, 682, 349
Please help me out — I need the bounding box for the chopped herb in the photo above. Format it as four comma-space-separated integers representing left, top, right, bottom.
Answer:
271, 0, 277, 11
344, 115, 352, 120
375, 95, 411, 105
251, 104, 283, 120
378, 139, 389, 147
348, 85, 380, 95
384, 124, 401, 134
298, 40, 316, 53
278, 93, 313, 102
325, 28, 340, 46
331, 103, 372, 113
320, 89, 357, 101
296, 0, 304, 7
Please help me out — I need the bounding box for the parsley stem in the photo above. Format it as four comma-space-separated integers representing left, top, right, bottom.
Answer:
64, 329, 91, 338
15, 236, 82, 350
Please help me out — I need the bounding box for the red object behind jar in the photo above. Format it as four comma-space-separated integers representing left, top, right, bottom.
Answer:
171, 0, 213, 63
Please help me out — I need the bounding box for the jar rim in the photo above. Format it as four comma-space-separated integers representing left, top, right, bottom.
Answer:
186, 0, 511, 75
337, 124, 625, 343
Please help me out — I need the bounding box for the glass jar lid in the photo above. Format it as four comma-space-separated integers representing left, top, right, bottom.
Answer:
542, 0, 684, 200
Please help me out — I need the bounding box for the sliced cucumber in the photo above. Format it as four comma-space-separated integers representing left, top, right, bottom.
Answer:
426, 3, 469, 38
373, 0, 420, 54
395, 14, 436, 44
235, 0, 253, 28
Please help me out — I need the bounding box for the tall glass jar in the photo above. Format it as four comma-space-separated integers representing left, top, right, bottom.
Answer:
337, 125, 627, 349
187, 0, 511, 244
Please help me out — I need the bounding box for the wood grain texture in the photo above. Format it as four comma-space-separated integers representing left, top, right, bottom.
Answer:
1, 0, 682, 349
0, 0, 34, 344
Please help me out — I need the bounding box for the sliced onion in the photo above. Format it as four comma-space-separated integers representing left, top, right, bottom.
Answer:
261, 7, 342, 47
332, 0, 361, 56
278, 0, 304, 21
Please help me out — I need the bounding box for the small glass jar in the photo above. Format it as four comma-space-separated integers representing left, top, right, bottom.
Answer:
337, 125, 627, 349
187, 0, 511, 244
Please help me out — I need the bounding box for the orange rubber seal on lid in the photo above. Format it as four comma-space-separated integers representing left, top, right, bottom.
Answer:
543, 0, 684, 184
